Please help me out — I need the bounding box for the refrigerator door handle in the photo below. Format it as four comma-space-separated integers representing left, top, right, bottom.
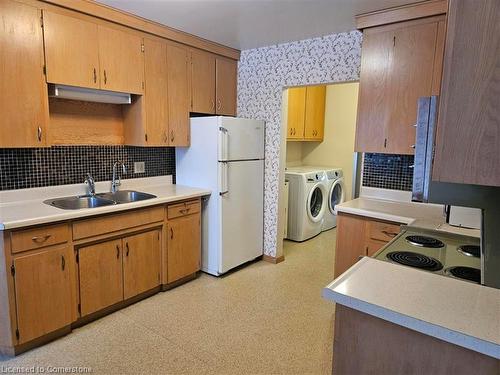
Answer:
219, 161, 229, 196
219, 127, 229, 161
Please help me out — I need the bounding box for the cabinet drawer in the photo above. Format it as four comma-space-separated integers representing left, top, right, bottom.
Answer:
167, 200, 201, 220
11, 224, 69, 254
73, 206, 164, 240
366, 239, 387, 257
368, 221, 400, 242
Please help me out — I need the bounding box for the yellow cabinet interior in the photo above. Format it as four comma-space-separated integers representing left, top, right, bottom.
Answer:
286, 85, 326, 142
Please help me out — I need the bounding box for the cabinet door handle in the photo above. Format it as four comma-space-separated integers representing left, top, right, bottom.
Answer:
381, 230, 398, 238
37, 126, 42, 142
164, 131, 168, 144
211, 99, 215, 111
32, 234, 51, 243
179, 208, 191, 214
116, 245, 120, 259
93, 68, 97, 83
103, 69, 107, 85
61, 255, 65, 271
170, 130, 175, 143
170, 227, 173, 240
125, 242, 129, 257
217, 99, 222, 111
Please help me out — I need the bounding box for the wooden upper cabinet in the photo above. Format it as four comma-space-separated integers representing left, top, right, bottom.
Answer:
43, 11, 100, 89
215, 57, 237, 116
304, 86, 326, 140
13, 246, 72, 344
167, 212, 201, 283
287, 87, 307, 140
167, 44, 190, 146
123, 230, 161, 299
97, 25, 144, 94
0, 0, 48, 148
143, 38, 169, 146
432, 0, 500, 187
78, 239, 124, 317
191, 49, 216, 114
355, 16, 445, 155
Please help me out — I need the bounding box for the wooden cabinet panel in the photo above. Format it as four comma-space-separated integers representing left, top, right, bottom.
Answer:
366, 239, 387, 257
0, 0, 48, 148
167, 200, 201, 220
13, 246, 72, 344
98, 25, 144, 94
43, 11, 100, 89
78, 239, 123, 316
433, 0, 500, 187
386, 20, 438, 154
334, 214, 367, 277
191, 49, 216, 114
10, 224, 69, 254
355, 27, 394, 153
167, 44, 190, 146
143, 38, 168, 145
72, 206, 164, 240
355, 17, 445, 154
123, 230, 161, 299
304, 86, 326, 140
368, 221, 400, 242
167, 213, 201, 283
287, 87, 307, 140
215, 57, 237, 116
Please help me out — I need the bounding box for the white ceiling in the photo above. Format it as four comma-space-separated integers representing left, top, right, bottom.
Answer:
98, 0, 415, 50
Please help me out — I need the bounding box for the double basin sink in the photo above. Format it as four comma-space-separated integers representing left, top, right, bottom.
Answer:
44, 190, 157, 210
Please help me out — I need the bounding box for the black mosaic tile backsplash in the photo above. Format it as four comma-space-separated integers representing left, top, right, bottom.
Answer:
362, 153, 414, 191
0, 146, 175, 191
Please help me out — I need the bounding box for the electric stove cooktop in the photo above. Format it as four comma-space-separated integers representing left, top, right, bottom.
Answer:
374, 228, 481, 284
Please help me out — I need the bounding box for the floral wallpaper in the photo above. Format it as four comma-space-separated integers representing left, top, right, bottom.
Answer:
237, 31, 363, 257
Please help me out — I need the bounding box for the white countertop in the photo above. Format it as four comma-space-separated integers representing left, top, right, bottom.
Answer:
336, 197, 480, 237
0, 176, 211, 230
323, 257, 500, 359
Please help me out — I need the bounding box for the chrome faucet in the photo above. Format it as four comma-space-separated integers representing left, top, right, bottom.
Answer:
111, 160, 127, 193
84, 173, 95, 196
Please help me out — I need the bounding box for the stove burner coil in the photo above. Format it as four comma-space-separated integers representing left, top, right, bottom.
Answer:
386, 251, 443, 271
405, 235, 445, 248
457, 245, 480, 258
446, 266, 481, 284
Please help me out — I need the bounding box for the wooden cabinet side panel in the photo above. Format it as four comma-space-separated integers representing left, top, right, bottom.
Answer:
304, 85, 326, 140
167, 44, 190, 146
354, 28, 393, 153
167, 213, 201, 283
334, 305, 500, 375
191, 49, 216, 114
13, 246, 72, 344
0, 234, 16, 349
78, 239, 124, 316
43, 11, 100, 89
432, 0, 500, 186
123, 229, 161, 299
98, 25, 144, 94
286, 87, 307, 139
0, 0, 48, 148
334, 214, 367, 277
215, 57, 237, 116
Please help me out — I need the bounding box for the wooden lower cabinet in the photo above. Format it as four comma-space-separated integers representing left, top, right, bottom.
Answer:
167, 211, 201, 283
334, 213, 400, 277
13, 246, 72, 345
78, 239, 123, 317
123, 229, 161, 299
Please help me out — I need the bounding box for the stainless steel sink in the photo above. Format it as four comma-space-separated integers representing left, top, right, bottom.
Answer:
44, 195, 116, 210
96, 190, 157, 203
44, 190, 156, 210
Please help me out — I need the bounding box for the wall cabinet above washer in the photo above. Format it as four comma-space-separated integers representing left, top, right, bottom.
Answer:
286, 85, 326, 142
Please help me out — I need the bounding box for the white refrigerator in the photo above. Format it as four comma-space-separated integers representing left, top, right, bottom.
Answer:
176, 116, 265, 276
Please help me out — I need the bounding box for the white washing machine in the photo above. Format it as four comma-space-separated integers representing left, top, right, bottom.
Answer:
285, 168, 327, 242
322, 168, 345, 231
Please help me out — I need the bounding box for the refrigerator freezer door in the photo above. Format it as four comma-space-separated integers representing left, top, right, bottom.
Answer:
218, 117, 265, 161
219, 160, 264, 273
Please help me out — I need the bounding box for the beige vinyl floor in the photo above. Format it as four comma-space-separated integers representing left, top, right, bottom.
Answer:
0, 229, 337, 374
